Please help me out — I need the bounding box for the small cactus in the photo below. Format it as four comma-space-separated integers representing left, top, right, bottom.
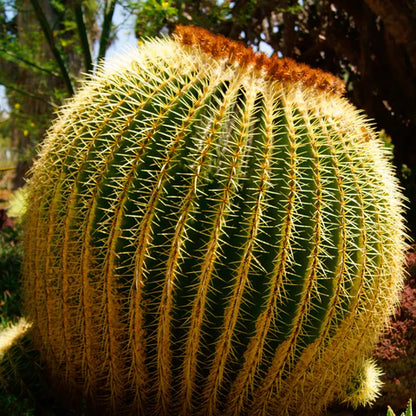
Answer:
22, 26, 407, 415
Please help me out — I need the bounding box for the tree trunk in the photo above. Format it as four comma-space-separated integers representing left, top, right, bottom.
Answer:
363, 0, 416, 70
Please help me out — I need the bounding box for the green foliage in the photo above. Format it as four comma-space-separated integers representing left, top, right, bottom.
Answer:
0, 225, 22, 329
387, 399, 413, 416
134, 0, 179, 38
0, 391, 35, 416
0, 118, 17, 171
0, 0, 125, 181
133, 0, 305, 41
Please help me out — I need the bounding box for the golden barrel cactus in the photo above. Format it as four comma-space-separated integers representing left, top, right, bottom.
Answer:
22, 26, 407, 415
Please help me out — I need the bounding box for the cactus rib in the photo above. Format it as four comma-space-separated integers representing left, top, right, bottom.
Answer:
21, 26, 407, 416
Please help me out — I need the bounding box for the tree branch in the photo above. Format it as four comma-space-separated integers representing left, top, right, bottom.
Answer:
97, 0, 117, 63
0, 48, 60, 76
0, 78, 55, 107
73, 0, 93, 74
29, 0, 74, 95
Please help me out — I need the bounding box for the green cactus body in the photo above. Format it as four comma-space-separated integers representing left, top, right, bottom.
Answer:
22, 26, 407, 416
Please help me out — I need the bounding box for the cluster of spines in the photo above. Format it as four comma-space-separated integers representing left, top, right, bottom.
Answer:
22, 29, 406, 416
174, 25, 346, 96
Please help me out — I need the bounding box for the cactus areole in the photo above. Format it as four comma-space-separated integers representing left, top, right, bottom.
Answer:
23, 26, 407, 415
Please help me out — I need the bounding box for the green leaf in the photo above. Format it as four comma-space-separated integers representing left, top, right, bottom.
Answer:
405, 399, 413, 416
387, 400, 413, 416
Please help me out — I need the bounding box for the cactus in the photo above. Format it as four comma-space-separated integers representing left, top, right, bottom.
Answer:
22, 26, 407, 415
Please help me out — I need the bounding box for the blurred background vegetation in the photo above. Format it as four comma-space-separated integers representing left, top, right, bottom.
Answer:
0, 0, 415, 414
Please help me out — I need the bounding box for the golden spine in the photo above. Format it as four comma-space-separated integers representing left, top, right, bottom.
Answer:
22, 26, 407, 415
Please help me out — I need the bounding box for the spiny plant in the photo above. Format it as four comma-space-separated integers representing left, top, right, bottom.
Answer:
387, 399, 413, 416
21, 25, 407, 416
0, 319, 36, 415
